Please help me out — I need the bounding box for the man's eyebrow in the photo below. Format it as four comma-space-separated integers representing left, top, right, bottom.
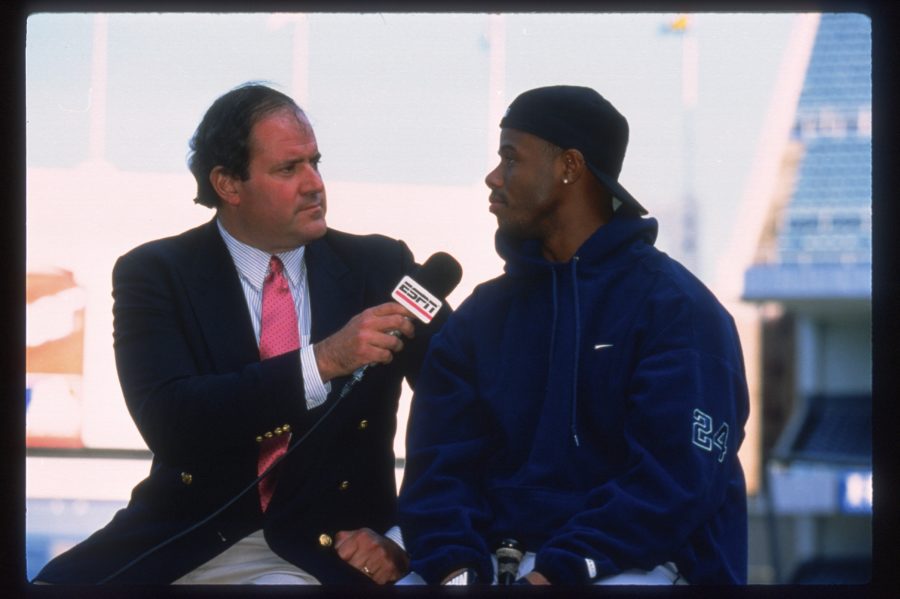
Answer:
278, 152, 321, 166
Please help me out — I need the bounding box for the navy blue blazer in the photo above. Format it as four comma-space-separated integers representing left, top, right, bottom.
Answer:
34, 218, 443, 584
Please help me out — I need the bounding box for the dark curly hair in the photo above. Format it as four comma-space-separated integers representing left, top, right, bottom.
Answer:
188, 83, 304, 208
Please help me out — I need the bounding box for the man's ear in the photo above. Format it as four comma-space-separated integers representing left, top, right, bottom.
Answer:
561, 149, 587, 184
210, 166, 241, 207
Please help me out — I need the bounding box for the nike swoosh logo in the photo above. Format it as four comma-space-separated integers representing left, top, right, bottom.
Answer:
594, 344, 614, 350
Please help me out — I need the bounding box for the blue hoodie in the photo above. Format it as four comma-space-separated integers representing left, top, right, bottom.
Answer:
398, 214, 749, 584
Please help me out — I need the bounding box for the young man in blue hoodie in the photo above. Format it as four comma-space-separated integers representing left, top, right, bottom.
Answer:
397, 86, 750, 586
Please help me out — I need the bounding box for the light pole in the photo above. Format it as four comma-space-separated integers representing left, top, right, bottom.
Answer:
663, 14, 700, 275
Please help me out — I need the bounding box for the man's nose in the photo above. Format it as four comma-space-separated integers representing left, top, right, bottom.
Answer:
485, 163, 502, 189
300, 164, 325, 194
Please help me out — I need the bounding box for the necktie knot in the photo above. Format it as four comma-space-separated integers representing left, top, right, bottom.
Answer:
268, 255, 284, 275
266, 256, 289, 291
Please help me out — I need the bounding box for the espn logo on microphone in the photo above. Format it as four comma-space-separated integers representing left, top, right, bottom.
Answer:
392, 276, 442, 324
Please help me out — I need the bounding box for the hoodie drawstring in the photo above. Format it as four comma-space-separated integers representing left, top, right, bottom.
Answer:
570, 257, 582, 447
545, 260, 582, 448
546, 268, 559, 394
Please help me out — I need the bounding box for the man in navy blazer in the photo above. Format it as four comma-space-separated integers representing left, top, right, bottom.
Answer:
33, 83, 443, 585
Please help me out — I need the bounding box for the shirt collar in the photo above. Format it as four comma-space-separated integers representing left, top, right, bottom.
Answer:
216, 218, 306, 291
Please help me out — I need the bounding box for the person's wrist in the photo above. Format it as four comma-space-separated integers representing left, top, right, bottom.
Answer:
523, 570, 551, 585
384, 537, 409, 576
312, 341, 337, 382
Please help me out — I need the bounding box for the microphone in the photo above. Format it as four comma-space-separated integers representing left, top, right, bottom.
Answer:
391, 252, 462, 325
496, 538, 523, 585
340, 252, 462, 397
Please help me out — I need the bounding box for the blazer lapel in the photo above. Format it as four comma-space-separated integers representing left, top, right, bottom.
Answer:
305, 233, 364, 344
185, 220, 259, 370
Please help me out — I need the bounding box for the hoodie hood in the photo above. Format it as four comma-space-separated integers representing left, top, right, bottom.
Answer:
496, 213, 659, 277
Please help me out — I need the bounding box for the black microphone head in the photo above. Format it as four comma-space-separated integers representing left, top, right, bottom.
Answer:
414, 252, 463, 300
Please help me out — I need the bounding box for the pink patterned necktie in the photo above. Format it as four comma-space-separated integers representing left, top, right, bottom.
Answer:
257, 255, 299, 512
